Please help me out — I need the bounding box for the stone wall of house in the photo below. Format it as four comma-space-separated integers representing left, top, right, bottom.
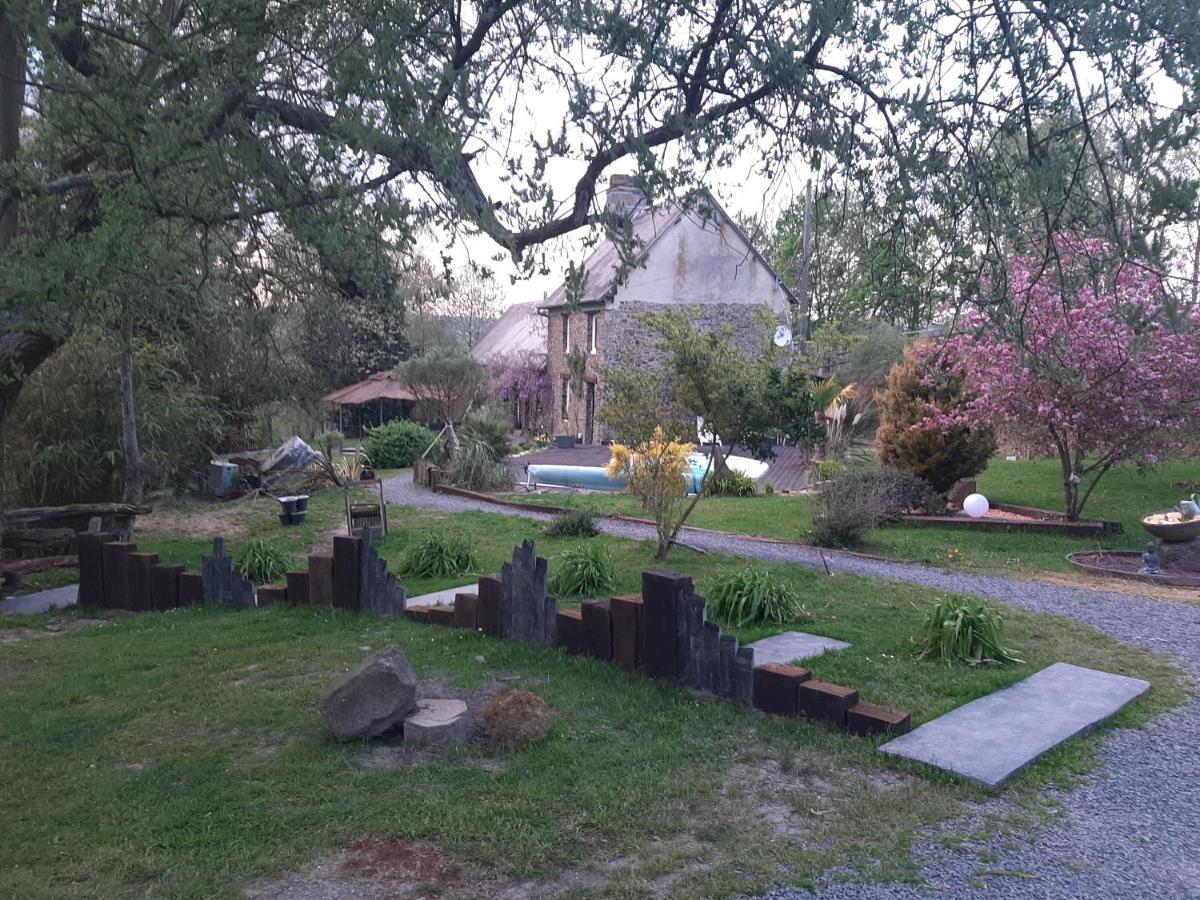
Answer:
544, 305, 606, 439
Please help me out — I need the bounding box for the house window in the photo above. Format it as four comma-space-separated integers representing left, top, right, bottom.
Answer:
587, 312, 598, 354
560, 376, 570, 420
561, 313, 570, 349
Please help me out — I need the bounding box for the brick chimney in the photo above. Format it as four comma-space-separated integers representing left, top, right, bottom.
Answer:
604, 174, 647, 220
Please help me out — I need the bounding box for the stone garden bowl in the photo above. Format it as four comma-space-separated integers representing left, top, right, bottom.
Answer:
1142, 511, 1200, 543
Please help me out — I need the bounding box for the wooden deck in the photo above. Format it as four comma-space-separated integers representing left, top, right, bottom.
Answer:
508, 443, 809, 493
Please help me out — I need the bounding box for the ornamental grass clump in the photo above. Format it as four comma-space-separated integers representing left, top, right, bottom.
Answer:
548, 543, 616, 598
544, 509, 599, 537
446, 438, 515, 491
398, 531, 478, 578
913, 595, 1023, 666
707, 567, 809, 627
235, 540, 294, 585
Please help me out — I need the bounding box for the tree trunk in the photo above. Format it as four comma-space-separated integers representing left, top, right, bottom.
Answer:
119, 320, 146, 504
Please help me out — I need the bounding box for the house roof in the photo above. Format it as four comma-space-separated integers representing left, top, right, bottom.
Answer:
537, 189, 797, 311
322, 371, 416, 405
469, 300, 547, 363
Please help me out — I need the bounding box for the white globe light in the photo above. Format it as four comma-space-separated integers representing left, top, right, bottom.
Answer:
963, 493, 990, 518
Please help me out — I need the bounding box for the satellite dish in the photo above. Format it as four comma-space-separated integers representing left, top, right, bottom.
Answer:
773, 325, 793, 348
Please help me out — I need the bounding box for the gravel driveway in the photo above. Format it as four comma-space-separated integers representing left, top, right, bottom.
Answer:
384, 475, 1200, 899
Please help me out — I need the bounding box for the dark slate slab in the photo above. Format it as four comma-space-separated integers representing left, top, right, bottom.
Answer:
581, 600, 613, 661
477, 575, 503, 636
718, 634, 738, 699
200, 538, 230, 605
257, 584, 287, 606
178, 571, 204, 606
675, 590, 706, 688
641, 570, 691, 680
286, 571, 310, 606
125, 552, 159, 612
701, 621, 722, 694
544, 595, 558, 645
732, 645, 755, 705
150, 563, 184, 611
76, 532, 113, 607
332, 535, 360, 610
101, 541, 136, 609
610, 594, 643, 671
308, 554, 334, 607
501, 540, 549, 645
555, 609, 585, 654
452, 593, 479, 629
879, 663, 1151, 788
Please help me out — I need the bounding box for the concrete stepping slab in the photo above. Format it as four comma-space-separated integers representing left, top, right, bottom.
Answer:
746, 630, 850, 666
403, 698, 468, 746
880, 662, 1150, 788
403, 584, 473, 607
0, 584, 79, 616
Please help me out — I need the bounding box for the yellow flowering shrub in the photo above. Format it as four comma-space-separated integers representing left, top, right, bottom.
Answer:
607, 427, 696, 558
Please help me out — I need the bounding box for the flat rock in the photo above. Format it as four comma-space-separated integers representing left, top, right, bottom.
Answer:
880, 662, 1150, 788
318, 645, 418, 742
746, 631, 850, 666
405, 584, 473, 607
0, 584, 79, 616
403, 699, 468, 747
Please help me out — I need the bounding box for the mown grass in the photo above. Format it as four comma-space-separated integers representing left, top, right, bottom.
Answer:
0, 502, 1187, 898
502, 458, 1200, 575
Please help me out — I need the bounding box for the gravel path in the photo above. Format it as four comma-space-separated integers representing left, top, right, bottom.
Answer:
384, 475, 1200, 899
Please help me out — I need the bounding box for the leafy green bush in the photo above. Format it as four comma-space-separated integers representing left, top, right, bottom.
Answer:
545, 510, 600, 537
398, 531, 478, 578
913, 595, 1023, 666
548, 543, 616, 598
446, 439, 515, 491
235, 540, 294, 585
707, 567, 808, 626
459, 411, 513, 461
363, 420, 442, 469
705, 470, 757, 496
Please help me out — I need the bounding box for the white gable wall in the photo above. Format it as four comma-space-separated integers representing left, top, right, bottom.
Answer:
611, 211, 790, 313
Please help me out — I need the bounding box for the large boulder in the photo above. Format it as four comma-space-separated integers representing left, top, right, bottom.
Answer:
319, 645, 418, 741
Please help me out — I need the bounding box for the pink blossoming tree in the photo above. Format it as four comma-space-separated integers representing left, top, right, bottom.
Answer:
929, 235, 1200, 520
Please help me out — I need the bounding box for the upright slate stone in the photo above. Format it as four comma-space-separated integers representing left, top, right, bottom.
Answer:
357, 537, 406, 617
332, 535, 360, 610
581, 600, 613, 661
102, 541, 136, 609
125, 552, 159, 612
718, 634, 738, 698
150, 563, 184, 611
641, 570, 691, 680
76, 532, 113, 607
308, 554, 334, 607
501, 540, 549, 645
452, 592, 479, 629
675, 590, 706, 688
544, 595, 558, 645
477, 574, 503, 636
200, 539, 254, 607
286, 571, 310, 606
610, 594, 643, 670
732, 645, 755, 705
178, 571, 204, 606
201, 538, 230, 605
700, 621, 721, 694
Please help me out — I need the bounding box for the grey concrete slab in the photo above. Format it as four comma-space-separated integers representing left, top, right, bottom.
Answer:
0, 584, 79, 615
746, 630, 850, 665
880, 662, 1150, 788
404, 584, 473, 607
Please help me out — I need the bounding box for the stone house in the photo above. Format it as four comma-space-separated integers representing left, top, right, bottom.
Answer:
538, 175, 796, 443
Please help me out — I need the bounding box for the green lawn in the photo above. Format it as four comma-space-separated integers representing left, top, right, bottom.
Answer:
502, 458, 1200, 575
0, 502, 1187, 898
